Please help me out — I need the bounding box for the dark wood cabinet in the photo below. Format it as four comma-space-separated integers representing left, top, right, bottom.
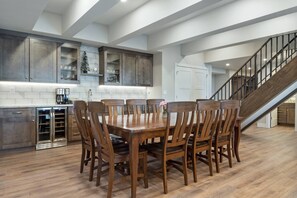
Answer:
0, 108, 35, 150
58, 43, 80, 84
0, 34, 29, 81
136, 55, 153, 86
99, 47, 153, 86
29, 38, 57, 83
123, 53, 136, 86
67, 107, 80, 141
278, 103, 295, 125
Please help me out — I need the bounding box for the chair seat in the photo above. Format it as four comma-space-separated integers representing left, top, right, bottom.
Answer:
145, 143, 184, 157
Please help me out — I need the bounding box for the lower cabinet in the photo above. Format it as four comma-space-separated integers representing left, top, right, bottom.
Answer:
278, 103, 295, 125
67, 107, 81, 141
0, 108, 36, 150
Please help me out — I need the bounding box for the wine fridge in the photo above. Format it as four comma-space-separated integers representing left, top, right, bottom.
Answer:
36, 107, 67, 150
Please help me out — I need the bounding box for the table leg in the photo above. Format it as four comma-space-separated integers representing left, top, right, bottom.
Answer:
234, 124, 241, 162
130, 135, 139, 198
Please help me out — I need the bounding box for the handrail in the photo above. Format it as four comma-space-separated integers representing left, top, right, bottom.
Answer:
211, 32, 297, 101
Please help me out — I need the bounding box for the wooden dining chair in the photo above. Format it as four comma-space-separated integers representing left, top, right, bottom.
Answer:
187, 100, 220, 182
73, 100, 97, 182
147, 99, 164, 114
126, 99, 147, 116
145, 101, 196, 194
88, 101, 148, 198
213, 100, 240, 173
101, 99, 125, 116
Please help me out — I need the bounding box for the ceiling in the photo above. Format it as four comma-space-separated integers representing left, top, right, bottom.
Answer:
0, 0, 296, 70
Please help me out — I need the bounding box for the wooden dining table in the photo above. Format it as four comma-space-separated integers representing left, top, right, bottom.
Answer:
105, 113, 243, 198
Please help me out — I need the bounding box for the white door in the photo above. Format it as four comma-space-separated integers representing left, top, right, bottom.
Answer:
270, 108, 278, 127
175, 65, 207, 101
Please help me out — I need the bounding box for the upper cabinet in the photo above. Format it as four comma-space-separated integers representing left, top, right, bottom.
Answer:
99, 47, 153, 87
136, 55, 153, 86
57, 43, 80, 84
0, 30, 81, 84
99, 47, 121, 85
29, 38, 57, 83
0, 33, 29, 81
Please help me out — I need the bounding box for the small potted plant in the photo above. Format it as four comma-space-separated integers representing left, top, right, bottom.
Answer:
81, 51, 90, 73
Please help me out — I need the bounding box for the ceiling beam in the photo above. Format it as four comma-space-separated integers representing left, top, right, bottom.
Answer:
181, 12, 297, 55
108, 0, 224, 45
148, 0, 297, 51
62, 0, 119, 37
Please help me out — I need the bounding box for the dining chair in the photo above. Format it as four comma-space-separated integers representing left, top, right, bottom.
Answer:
147, 99, 164, 114
126, 99, 147, 116
73, 100, 97, 182
145, 101, 196, 194
101, 99, 125, 116
88, 101, 148, 198
187, 100, 220, 182
213, 100, 240, 173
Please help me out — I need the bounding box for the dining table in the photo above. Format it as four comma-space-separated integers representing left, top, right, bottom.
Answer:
105, 113, 243, 198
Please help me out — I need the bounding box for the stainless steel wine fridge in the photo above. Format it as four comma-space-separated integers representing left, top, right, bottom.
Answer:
36, 107, 67, 150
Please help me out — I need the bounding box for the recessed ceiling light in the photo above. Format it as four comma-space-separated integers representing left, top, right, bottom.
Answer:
248, 67, 252, 70
121, 0, 127, 2
226, 63, 230, 67
263, 58, 267, 61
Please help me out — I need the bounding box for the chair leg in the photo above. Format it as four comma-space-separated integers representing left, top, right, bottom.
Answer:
162, 159, 168, 194
214, 145, 220, 173
192, 150, 197, 183
96, 156, 102, 186
208, 145, 213, 176
227, 144, 232, 168
219, 146, 223, 163
89, 150, 95, 181
85, 150, 90, 165
107, 163, 115, 198
80, 147, 85, 173
182, 155, 188, 186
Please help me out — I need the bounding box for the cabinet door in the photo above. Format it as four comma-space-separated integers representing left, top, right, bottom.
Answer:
0, 34, 29, 81
29, 38, 57, 83
0, 108, 35, 150
67, 107, 80, 141
58, 43, 80, 84
287, 108, 295, 124
136, 55, 153, 86
122, 53, 136, 86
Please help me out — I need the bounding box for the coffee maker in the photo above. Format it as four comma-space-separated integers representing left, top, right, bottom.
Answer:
56, 88, 70, 104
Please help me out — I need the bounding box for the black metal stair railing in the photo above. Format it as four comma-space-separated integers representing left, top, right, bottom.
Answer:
210, 32, 297, 101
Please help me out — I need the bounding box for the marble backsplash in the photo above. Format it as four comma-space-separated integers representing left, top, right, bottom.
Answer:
0, 76, 147, 106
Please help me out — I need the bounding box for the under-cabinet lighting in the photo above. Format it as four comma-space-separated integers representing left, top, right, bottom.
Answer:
0, 81, 77, 87
99, 85, 146, 89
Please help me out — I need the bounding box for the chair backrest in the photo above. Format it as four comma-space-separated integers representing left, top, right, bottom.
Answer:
147, 99, 164, 114
101, 99, 125, 116
217, 100, 240, 138
73, 100, 93, 145
126, 99, 147, 116
88, 101, 114, 161
164, 101, 196, 149
193, 100, 220, 142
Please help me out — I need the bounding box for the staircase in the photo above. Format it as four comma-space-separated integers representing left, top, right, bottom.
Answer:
211, 32, 297, 130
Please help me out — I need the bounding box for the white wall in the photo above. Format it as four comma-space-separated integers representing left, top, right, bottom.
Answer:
147, 52, 162, 99
161, 45, 183, 101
